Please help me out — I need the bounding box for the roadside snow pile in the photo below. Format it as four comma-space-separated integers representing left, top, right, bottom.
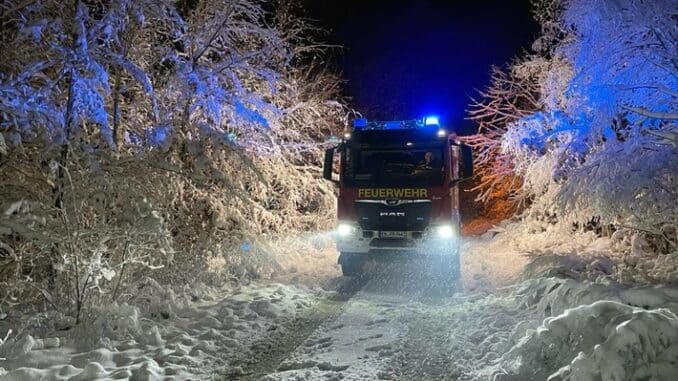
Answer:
479, 276, 678, 381
458, 213, 678, 380
0, 282, 323, 380
492, 300, 678, 381
485, 220, 616, 266
476, 218, 678, 285
517, 277, 678, 318
461, 235, 530, 291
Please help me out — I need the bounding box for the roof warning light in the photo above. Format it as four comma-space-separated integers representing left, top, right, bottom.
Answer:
424, 116, 440, 126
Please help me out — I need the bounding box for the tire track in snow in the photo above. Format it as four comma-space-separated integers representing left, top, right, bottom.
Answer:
380, 302, 475, 380
259, 261, 462, 380
262, 290, 413, 380
221, 276, 367, 380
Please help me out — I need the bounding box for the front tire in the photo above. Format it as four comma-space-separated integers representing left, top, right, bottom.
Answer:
338, 252, 364, 277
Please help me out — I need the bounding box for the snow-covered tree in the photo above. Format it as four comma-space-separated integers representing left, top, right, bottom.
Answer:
0, 0, 345, 322
464, 62, 542, 205
469, 0, 676, 264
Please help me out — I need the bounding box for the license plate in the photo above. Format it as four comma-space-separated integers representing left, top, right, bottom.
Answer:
380, 231, 407, 239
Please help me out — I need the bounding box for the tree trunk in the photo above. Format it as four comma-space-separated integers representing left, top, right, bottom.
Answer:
179, 99, 192, 167
112, 66, 122, 148
54, 71, 76, 209
50, 0, 80, 312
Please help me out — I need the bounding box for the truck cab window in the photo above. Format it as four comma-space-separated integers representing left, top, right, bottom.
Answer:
345, 147, 445, 187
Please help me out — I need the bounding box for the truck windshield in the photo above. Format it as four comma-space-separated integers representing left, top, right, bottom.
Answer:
344, 147, 445, 187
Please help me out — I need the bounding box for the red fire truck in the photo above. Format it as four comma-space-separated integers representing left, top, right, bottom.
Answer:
323, 116, 473, 278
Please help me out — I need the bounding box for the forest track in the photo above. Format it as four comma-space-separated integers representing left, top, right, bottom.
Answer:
381, 304, 467, 380
220, 276, 368, 380
251, 261, 465, 380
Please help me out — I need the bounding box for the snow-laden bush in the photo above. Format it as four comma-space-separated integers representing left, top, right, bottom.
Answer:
488, 274, 678, 381
468, 0, 677, 263
0, 0, 345, 323
465, 266, 678, 381
493, 300, 678, 381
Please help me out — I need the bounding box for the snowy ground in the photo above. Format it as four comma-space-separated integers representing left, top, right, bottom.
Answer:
0, 282, 327, 380
258, 238, 678, 381
2, 231, 678, 380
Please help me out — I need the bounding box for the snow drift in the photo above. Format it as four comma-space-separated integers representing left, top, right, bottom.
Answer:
494, 300, 678, 381
0, 282, 324, 380
479, 275, 678, 381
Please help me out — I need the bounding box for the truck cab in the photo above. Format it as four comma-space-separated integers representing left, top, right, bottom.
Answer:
323, 117, 473, 278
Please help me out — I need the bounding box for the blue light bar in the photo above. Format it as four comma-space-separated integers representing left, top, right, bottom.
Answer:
424, 116, 440, 126
351, 117, 441, 131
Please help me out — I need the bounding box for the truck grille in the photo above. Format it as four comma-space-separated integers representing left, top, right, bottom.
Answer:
355, 200, 432, 231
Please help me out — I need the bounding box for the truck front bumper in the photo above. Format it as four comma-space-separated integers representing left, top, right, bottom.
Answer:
334, 222, 459, 256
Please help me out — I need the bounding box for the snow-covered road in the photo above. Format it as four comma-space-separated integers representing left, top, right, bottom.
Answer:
3, 236, 678, 380
248, 260, 531, 381
230, 236, 678, 381
244, 268, 678, 381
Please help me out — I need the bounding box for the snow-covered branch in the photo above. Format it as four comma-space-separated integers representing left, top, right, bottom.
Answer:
0, 0, 345, 321
470, 0, 677, 251
621, 105, 678, 121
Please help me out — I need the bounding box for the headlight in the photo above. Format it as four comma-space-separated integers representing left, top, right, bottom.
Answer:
337, 223, 354, 237
436, 224, 455, 239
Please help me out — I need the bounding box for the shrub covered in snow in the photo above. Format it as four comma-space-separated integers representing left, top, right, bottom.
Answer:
485, 275, 678, 381
467, 0, 677, 274
0, 0, 345, 324
0, 282, 322, 380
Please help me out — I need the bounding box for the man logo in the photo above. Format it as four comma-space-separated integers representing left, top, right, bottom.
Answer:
380, 212, 405, 217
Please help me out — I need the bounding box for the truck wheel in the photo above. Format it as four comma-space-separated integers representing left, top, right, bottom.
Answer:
339, 252, 364, 277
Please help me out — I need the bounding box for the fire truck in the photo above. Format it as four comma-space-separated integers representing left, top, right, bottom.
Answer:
323, 116, 473, 278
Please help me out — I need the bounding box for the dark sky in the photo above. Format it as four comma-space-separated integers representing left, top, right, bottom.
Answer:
301, 0, 539, 133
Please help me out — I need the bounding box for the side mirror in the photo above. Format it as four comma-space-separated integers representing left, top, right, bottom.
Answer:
323, 147, 338, 183
460, 144, 473, 179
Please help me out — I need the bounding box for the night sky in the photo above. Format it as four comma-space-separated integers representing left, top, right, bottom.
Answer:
301, 0, 539, 133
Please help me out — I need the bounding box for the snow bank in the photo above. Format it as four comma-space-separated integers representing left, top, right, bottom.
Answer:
471, 275, 678, 381
461, 234, 530, 291
470, 216, 678, 287
492, 301, 678, 381
458, 213, 678, 381
516, 277, 678, 318
0, 282, 323, 380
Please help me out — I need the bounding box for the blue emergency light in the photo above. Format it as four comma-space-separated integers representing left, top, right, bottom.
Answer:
351, 115, 443, 132
424, 115, 440, 126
